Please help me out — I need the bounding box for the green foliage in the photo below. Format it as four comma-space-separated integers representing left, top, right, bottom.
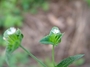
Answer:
4, 15, 23, 28
0, 0, 49, 28
20, 45, 47, 67
9, 52, 29, 67
40, 27, 84, 67
73, 58, 85, 66
56, 54, 84, 67
0, 0, 23, 28
3, 27, 47, 67
3, 27, 84, 67
44, 58, 55, 67
0, 52, 30, 67
0, 14, 23, 28
3, 27, 23, 65
21, 0, 49, 12
40, 27, 63, 46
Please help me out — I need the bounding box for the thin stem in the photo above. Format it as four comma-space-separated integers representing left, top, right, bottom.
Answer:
52, 45, 55, 67
20, 45, 47, 67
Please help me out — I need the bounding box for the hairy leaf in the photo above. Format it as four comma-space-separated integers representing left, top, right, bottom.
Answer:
56, 54, 84, 67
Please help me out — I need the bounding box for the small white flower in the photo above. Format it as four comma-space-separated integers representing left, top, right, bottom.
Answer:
3, 27, 16, 41
7, 27, 16, 35
52, 29, 60, 34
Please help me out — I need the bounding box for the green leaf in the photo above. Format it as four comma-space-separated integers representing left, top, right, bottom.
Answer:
3, 27, 23, 65
40, 27, 63, 46
74, 58, 85, 66
56, 54, 84, 67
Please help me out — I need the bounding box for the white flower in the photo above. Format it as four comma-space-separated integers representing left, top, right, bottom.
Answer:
3, 27, 16, 41
7, 27, 16, 35
52, 29, 60, 34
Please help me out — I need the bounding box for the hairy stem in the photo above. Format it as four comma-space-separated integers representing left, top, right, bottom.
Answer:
20, 45, 47, 67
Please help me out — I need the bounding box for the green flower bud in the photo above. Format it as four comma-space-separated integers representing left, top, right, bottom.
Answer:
40, 27, 63, 46
3, 27, 23, 42
3, 27, 23, 65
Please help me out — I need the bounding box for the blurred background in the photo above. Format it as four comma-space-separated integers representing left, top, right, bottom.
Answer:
0, 0, 90, 67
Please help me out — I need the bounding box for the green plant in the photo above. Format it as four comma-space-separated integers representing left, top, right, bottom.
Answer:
73, 58, 85, 66
9, 52, 29, 67
44, 58, 55, 67
0, 52, 31, 67
0, 0, 49, 28
0, 0, 23, 28
3, 27, 84, 67
21, 0, 49, 12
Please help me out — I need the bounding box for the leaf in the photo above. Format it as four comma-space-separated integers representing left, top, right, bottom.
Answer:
3, 27, 23, 65
73, 58, 85, 66
56, 54, 84, 67
40, 27, 63, 46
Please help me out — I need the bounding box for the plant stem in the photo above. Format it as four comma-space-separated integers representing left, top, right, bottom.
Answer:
52, 45, 55, 67
20, 45, 47, 67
